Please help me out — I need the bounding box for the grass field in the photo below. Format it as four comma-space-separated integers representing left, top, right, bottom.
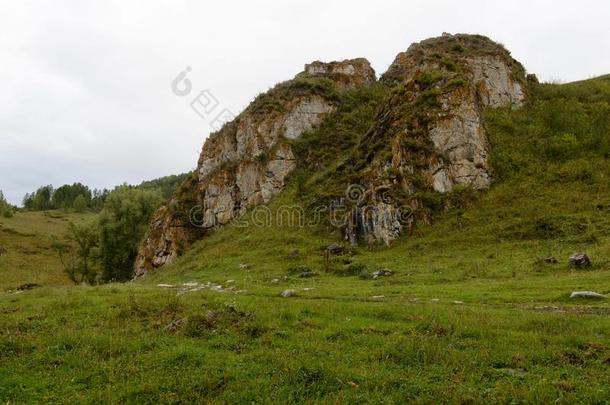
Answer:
1, 77, 610, 403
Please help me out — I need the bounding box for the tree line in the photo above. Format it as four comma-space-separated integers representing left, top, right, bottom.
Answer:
21, 173, 189, 212
22, 183, 109, 211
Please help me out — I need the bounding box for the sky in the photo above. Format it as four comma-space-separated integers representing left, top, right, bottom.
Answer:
1, 0, 609, 205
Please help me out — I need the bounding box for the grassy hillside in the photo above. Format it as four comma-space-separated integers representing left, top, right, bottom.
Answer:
0, 210, 97, 288
1, 77, 610, 403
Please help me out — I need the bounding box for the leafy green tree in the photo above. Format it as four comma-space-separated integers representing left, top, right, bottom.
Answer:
97, 187, 163, 281
73, 195, 88, 212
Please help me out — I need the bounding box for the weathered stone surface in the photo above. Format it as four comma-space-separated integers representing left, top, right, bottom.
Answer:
344, 34, 528, 245
303, 58, 376, 90
428, 85, 492, 192
135, 59, 374, 277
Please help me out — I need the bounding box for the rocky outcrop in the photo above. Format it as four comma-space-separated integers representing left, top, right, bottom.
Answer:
302, 58, 376, 90
344, 34, 528, 245
135, 59, 376, 276
136, 34, 532, 275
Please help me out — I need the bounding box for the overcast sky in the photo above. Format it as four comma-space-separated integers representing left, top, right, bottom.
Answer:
1, 0, 609, 204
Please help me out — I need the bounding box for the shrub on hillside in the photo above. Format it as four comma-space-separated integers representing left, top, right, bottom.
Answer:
52, 222, 99, 285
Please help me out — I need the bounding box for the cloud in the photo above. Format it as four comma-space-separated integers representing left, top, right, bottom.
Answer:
1, 0, 609, 204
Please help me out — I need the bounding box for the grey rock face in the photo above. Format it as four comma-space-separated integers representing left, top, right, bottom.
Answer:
428, 85, 492, 192
303, 58, 376, 90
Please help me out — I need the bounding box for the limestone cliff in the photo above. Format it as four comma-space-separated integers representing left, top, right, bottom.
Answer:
343, 34, 528, 245
136, 33, 531, 276
135, 59, 376, 276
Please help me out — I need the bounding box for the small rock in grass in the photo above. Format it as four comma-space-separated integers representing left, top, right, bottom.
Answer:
288, 249, 300, 259
16, 283, 41, 291
303, 287, 315, 291
226, 280, 235, 284
326, 244, 344, 255
238, 263, 251, 269
281, 289, 297, 298
544, 256, 558, 264
372, 268, 394, 279
163, 318, 186, 333
453, 300, 464, 305
157, 284, 174, 288
370, 295, 385, 301
182, 281, 199, 287
271, 278, 280, 284
299, 271, 318, 278
569, 253, 591, 268
430, 298, 440, 302
570, 291, 605, 299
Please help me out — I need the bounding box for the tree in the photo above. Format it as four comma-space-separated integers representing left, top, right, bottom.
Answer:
73, 195, 88, 212
52, 183, 91, 209
52, 222, 99, 285
97, 187, 163, 282
90, 188, 110, 211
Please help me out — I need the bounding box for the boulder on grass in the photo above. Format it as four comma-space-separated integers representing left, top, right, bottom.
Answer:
372, 268, 394, 279
570, 291, 605, 299
569, 253, 591, 269
281, 289, 297, 298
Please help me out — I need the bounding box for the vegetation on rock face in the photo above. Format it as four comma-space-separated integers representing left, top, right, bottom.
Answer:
381, 33, 527, 86
289, 82, 392, 209
248, 77, 341, 118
